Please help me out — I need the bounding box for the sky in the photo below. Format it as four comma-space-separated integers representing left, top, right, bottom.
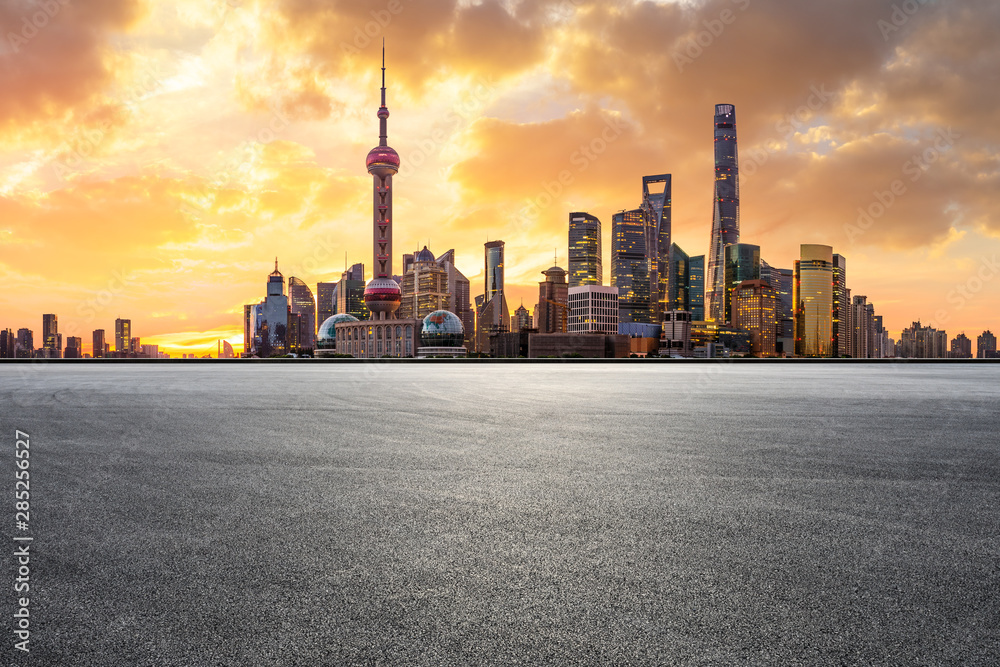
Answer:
1, 0, 998, 356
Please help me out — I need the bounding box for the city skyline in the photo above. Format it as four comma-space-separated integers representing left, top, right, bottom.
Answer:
2, 1, 998, 356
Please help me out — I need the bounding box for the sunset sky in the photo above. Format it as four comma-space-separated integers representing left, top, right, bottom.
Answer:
1, 0, 998, 356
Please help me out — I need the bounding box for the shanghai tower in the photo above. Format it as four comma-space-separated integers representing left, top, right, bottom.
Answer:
706, 104, 739, 322
363, 43, 402, 320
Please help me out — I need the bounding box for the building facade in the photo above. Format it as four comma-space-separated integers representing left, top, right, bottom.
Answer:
688, 255, 705, 321
288, 277, 316, 350
399, 247, 450, 320
661, 310, 693, 357
950, 333, 973, 358
793, 244, 834, 357
535, 266, 569, 334
707, 103, 740, 322
733, 279, 777, 357
977, 330, 997, 358
114, 318, 131, 356
832, 254, 850, 357
568, 285, 619, 335
723, 243, 760, 325
568, 212, 602, 287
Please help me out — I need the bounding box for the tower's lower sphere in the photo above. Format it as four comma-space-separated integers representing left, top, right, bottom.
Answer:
364, 277, 401, 316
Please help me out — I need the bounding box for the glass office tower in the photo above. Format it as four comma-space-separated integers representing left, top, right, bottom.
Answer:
793, 244, 834, 357
832, 254, 849, 357
611, 208, 652, 323
688, 255, 705, 321
707, 104, 740, 321
669, 243, 689, 313
642, 174, 671, 321
568, 212, 602, 287
485, 240, 505, 301
723, 243, 760, 325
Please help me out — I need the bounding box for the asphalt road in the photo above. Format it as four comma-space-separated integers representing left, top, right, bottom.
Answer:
1, 363, 998, 665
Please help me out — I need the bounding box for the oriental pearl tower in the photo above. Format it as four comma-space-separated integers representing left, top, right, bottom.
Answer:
363, 42, 402, 320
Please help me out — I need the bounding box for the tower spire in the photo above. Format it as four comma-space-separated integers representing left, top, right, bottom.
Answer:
378, 39, 388, 147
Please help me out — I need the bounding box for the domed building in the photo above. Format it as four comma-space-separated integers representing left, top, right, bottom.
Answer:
417, 310, 467, 358
316, 313, 359, 357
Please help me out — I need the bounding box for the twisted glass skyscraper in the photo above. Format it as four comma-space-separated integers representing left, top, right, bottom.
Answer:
707, 104, 740, 322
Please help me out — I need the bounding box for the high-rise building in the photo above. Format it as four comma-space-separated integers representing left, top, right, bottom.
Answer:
15, 329, 33, 358
141, 344, 160, 359
477, 240, 510, 353
568, 285, 618, 335
129, 337, 141, 355
288, 277, 316, 350
332, 264, 369, 320
92, 330, 106, 359
568, 212, 602, 287
793, 244, 833, 357
64, 337, 83, 359
688, 255, 705, 321
707, 103, 739, 321
611, 208, 651, 324
535, 266, 569, 334
253, 260, 290, 357
42, 313, 59, 357
978, 330, 997, 359
733, 279, 778, 357
0, 329, 14, 358
611, 175, 672, 324
399, 247, 450, 320
642, 174, 672, 321
832, 254, 850, 357
115, 318, 131, 355
851, 295, 871, 359
513, 303, 531, 332
485, 240, 505, 303
899, 321, 949, 359
723, 243, 760, 325
316, 282, 337, 328
950, 333, 973, 359
669, 243, 689, 313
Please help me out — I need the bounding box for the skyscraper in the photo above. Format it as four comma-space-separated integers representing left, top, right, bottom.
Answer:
333, 264, 369, 320
669, 243, 689, 313
288, 277, 317, 350
399, 247, 450, 320
363, 44, 403, 320
42, 313, 60, 357
950, 333, 972, 359
851, 295, 870, 359
793, 244, 833, 357
832, 254, 850, 357
611, 208, 651, 324
316, 282, 337, 327
0, 329, 14, 358
92, 330, 106, 359
435, 250, 474, 349
642, 174, 672, 320
485, 240, 505, 302
535, 266, 569, 334
707, 104, 740, 322
513, 302, 531, 332
723, 243, 760, 325
611, 175, 671, 324
568, 212, 602, 287
64, 336, 82, 359
688, 255, 705, 321
733, 279, 778, 357
978, 330, 997, 359
15, 329, 33, 358
255, 260, 290, 357
115, 318, 131, 356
